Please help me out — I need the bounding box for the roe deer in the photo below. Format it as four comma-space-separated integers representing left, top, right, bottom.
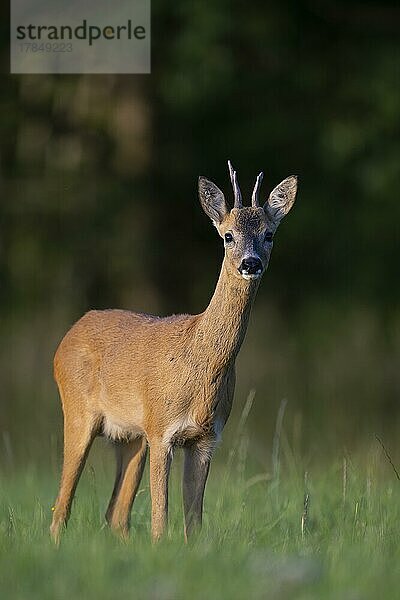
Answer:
50, 161, 297, 543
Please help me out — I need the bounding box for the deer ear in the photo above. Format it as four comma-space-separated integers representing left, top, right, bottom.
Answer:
264, 176, 298, 227
198, 177, 229, 225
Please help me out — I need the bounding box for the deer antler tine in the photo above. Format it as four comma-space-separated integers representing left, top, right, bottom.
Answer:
228, 159, 234, 181
233, 170, 243, 208
251, 171, 264, 207
227, 159, 242, 208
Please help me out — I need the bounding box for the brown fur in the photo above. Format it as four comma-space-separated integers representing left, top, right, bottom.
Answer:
50, 167, 297, 543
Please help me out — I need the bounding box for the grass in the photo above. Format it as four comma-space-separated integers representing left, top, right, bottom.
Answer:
1, 432, 400, 600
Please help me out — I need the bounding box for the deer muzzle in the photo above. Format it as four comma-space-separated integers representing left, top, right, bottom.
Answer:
238, 256, 263, 280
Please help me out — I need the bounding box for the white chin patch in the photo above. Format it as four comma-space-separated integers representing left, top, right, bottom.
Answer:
241, 270, 262, 281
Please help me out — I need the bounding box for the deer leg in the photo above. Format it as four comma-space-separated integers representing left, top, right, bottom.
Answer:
50, 414, 96, 545
182, 439, 214, 541
105, 442, 124, 525
106, 436, 147, 538
149, 441, 172, 541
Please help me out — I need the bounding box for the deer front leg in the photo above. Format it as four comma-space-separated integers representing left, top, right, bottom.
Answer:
182, 438, 214, 541
149, 440, 172, 541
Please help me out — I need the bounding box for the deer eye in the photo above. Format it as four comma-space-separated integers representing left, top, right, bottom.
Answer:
224, 232, 234, 244
265, 231, 273, 243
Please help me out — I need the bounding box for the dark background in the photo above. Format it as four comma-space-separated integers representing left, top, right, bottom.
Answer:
1, 0, 399, 468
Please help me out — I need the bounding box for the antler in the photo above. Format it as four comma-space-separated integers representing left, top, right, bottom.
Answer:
251, 171, 264, 207
227, 160, 242, 208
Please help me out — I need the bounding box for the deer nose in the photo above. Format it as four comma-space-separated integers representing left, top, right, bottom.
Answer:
239, 257, 263, 276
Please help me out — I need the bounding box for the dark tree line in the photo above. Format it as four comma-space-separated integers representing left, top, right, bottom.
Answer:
0, 0, 399, 459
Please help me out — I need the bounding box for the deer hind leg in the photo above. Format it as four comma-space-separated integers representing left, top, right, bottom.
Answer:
105, 436, 147, 538
50, 411, 97, 545
182, 438, 214, 541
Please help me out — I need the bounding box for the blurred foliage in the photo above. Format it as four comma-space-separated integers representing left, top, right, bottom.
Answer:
0, 0, 400, 463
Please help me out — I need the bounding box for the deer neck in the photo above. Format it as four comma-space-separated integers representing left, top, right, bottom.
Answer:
195, 258, 259, 369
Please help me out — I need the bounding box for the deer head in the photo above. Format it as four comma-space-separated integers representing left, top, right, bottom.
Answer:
198, 161, 298, 281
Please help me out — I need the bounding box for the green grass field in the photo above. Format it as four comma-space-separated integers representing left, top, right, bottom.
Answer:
1, 430, 400, 600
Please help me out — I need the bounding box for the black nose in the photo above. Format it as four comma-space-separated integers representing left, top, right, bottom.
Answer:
239, 257, 263, 275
